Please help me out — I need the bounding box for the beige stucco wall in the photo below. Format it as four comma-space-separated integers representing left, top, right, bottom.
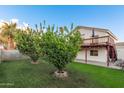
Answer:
76, 47, 107, 63
116, 45, 124, 60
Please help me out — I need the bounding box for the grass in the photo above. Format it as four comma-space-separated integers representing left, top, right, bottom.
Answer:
0, 60, 124, 88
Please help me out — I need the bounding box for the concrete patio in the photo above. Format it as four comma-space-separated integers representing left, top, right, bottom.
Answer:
76, 59, 122, 70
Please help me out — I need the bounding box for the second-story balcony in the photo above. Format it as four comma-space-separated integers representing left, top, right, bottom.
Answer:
82, 36, 115, 47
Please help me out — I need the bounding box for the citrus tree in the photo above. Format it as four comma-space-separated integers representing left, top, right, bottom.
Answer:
14, 27, 42, 64
41, 25, 82, 74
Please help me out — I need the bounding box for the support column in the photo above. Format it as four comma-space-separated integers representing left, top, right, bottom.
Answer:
85, 48, 87, 64
112, 46, 115, 62
106, 45, 110, 67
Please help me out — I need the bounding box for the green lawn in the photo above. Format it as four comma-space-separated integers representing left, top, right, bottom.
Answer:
0, 60, 124, 88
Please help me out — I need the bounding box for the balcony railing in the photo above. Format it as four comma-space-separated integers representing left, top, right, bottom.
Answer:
82, 36, 115, 46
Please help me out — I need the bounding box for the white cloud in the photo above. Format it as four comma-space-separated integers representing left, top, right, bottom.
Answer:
0, 19, 30, 31
10, 18, 19, 24
0, 19, 19, 28
23, 22, 29, 28
0, 20, 5, 23
0, 20, 9, 24
0, 22, 3, 27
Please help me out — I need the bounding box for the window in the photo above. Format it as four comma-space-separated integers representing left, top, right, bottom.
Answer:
90, 50, 98, 56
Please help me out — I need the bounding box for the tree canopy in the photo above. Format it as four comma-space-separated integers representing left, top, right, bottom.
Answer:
40, 25, 82, 72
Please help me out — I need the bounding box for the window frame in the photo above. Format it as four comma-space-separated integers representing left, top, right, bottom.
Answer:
90, 50, 98, 56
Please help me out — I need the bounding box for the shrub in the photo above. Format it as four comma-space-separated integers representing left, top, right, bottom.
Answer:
14, 28, 42, 63
41, 25, 82, 72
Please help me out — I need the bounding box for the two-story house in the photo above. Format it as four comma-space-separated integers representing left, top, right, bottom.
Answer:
76, 26, 118, 66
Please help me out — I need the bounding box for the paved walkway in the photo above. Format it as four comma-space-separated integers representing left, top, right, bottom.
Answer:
76, 59, 122, 70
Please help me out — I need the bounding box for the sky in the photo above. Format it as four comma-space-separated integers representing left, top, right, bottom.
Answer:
0, 5, 124, 41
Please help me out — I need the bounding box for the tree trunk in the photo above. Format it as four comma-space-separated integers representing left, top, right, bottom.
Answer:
58, 68, 64, 73
7, 36, 14, 50
31, 61, 39, 64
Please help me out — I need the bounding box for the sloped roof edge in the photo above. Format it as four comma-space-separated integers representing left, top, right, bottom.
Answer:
76, 26, 118, 40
